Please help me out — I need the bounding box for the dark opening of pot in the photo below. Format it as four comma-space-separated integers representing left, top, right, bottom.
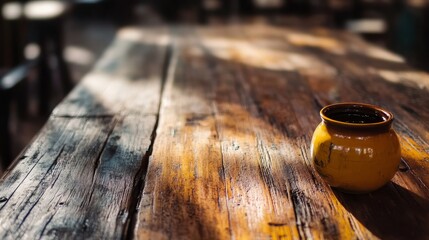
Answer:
321, 103, 392, 125
327, 110, 386, 123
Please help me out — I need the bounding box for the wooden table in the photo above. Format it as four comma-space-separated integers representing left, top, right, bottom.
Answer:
1, 25, 429, 239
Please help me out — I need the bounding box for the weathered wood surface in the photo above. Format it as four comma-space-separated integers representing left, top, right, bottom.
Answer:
1, 25, 429, 239
0, 27, 169, 239
53, 27, 169, 117
135, 26, 429, 240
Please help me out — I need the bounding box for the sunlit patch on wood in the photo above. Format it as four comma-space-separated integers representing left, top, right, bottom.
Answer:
374, 69, 429, 90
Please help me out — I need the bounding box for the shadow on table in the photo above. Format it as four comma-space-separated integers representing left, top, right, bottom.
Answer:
333, 182, 429, 239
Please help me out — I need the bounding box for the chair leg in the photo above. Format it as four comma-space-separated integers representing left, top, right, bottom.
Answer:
52, 19, 73, 94
37, 32, 52, 116
0, 92, 12, 169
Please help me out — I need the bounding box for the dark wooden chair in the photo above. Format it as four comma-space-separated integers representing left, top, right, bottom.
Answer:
2, 0, 73, 115
1, 0, 74, 168
1, 0, 27, 168
0, 60, 37, 169
23, 0, 73, 114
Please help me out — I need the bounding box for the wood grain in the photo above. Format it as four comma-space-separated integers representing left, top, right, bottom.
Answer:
1, 25, 429, 240
135, 29, 231, 239
0, 27, 168, 239
260, 25, 429, 239
53, 27, 169, 117
135, 25, 429, 239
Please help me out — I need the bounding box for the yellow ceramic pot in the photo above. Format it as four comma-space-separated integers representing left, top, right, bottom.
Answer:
311, 102, 401, 193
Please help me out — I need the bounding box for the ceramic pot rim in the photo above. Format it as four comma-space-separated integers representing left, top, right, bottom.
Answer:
320, 102, 394, 129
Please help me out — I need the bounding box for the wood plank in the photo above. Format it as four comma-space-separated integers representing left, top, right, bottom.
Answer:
135, 29, 231, 239
0, 116, 157, 239
203, 29, 303, 239
53, 27, 169, 117
0, 26, 169, 239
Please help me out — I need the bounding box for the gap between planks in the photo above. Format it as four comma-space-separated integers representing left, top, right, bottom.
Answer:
124, 41, 174, 240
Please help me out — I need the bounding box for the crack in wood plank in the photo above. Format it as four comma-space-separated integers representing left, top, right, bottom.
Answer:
87, 119, 118, 206
14, 145, 65, 236
124, 41, 174, 240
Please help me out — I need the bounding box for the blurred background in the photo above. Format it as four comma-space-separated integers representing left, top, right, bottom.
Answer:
1, 0, 429, 174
